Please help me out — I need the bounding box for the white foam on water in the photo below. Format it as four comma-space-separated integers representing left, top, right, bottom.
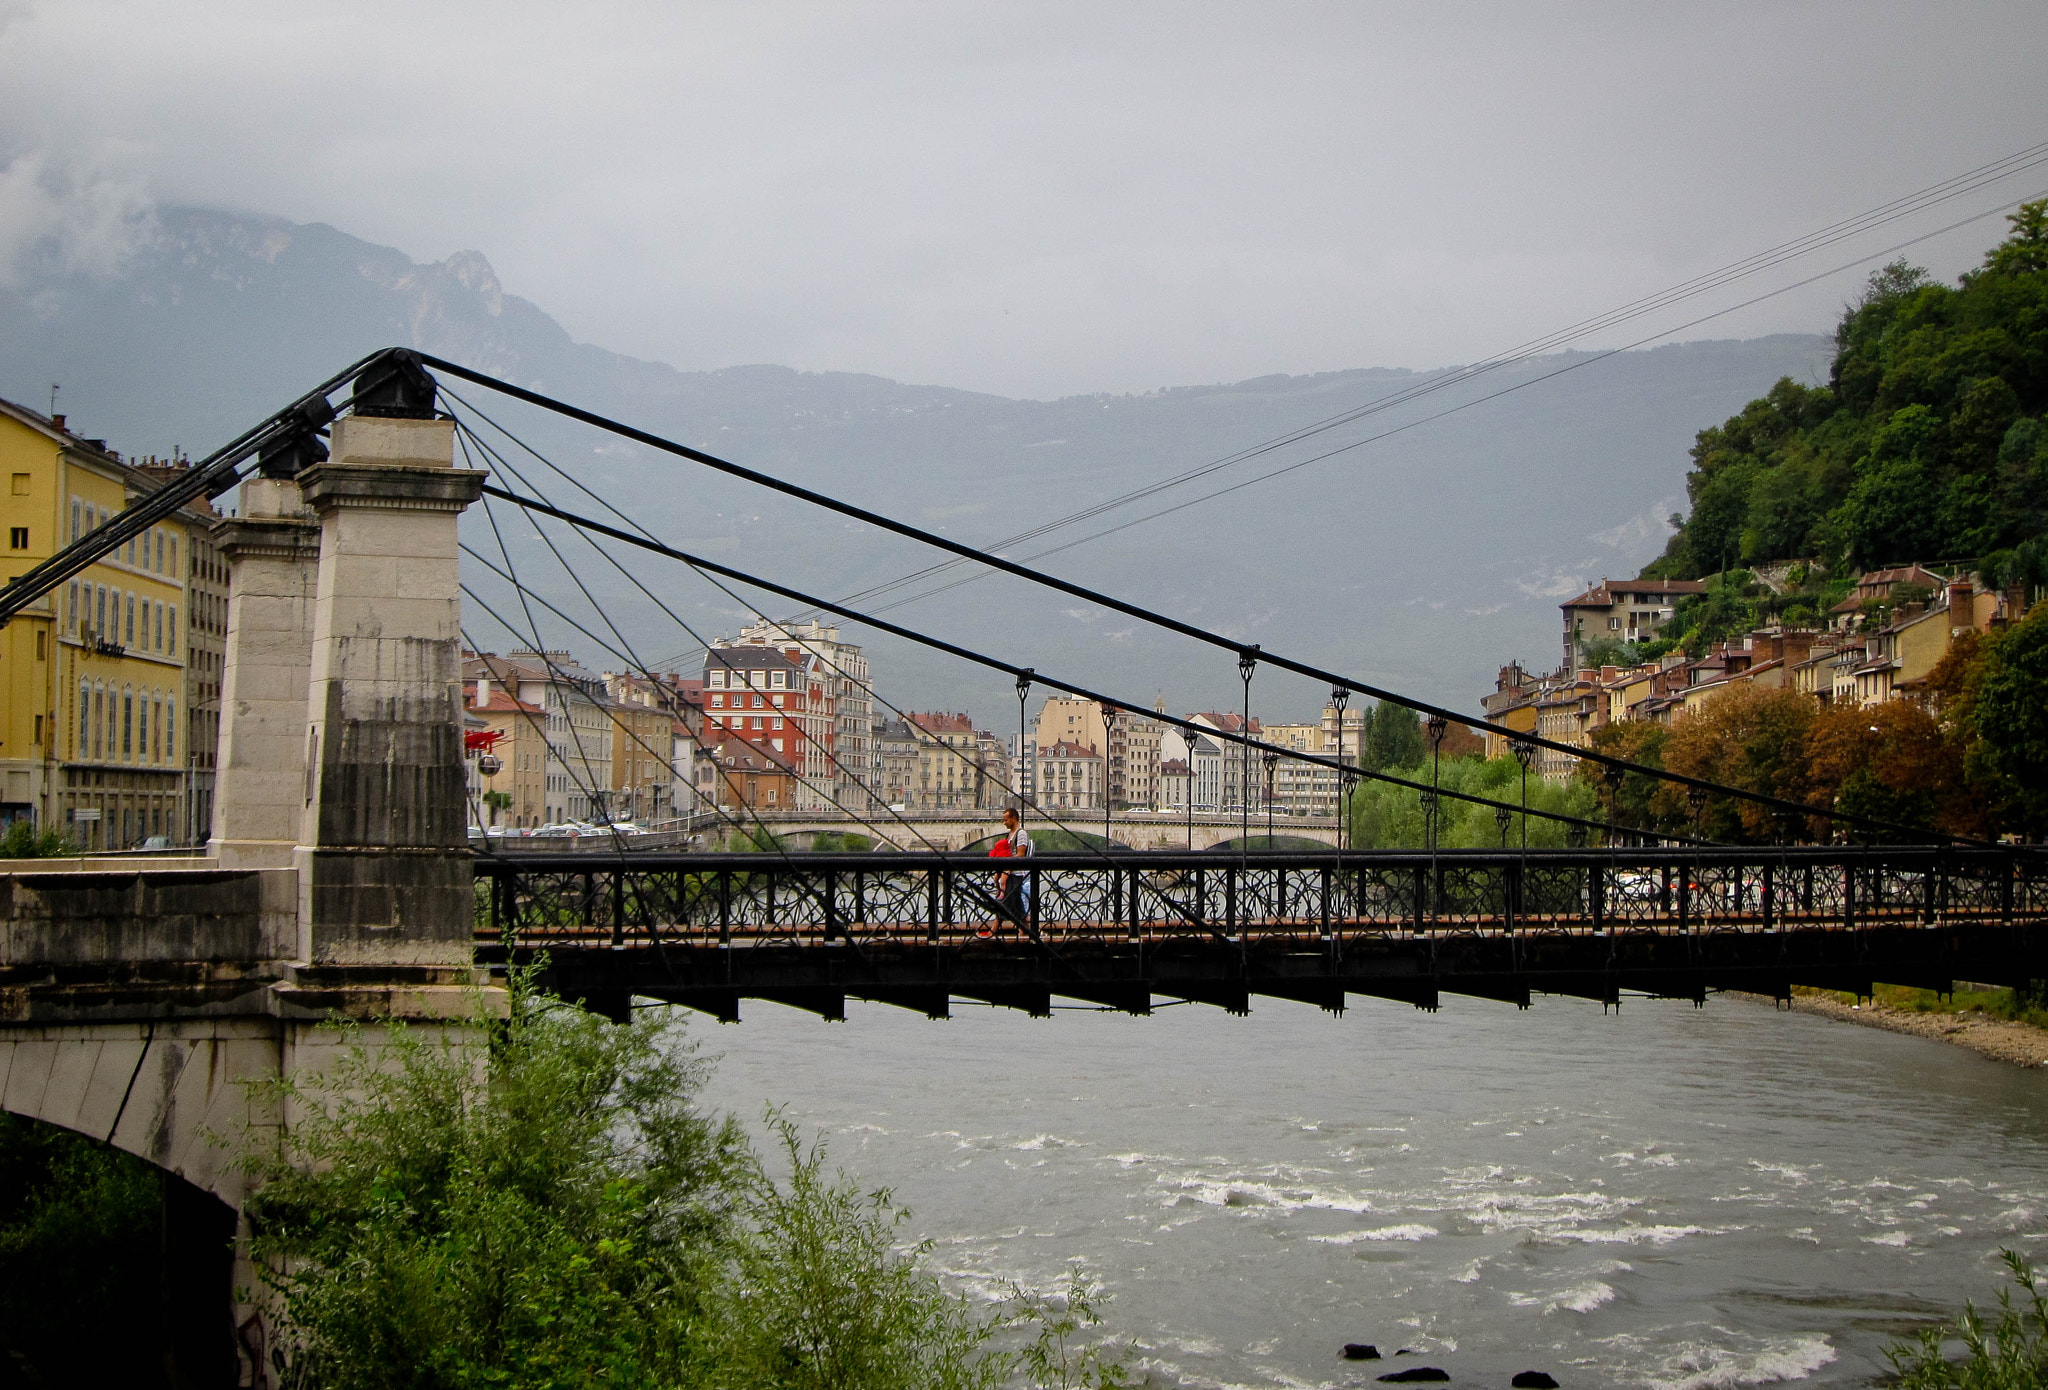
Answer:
1559, 1223, 1738, 1246
1013, 1133, 1083, 1151
1632, 1332, 1837, 1389
1160, 1174, 1376, 1214
1512, 1280, 1619, 1314
1307, 1223, 1440, 1244
1861, 1230, 1911, 1246
1747, 1161, 1813, 1186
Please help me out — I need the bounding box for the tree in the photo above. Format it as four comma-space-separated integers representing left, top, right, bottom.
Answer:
1653, 204, 2048, 581
243, 974, 1125, 1390
1802, 700, 1963, 840
1362, 702, 1425, 773
1969, 601, 2048, 836
1660, 685, 1817, 843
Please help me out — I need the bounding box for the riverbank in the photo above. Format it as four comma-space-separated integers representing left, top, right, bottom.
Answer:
1733, 988, 2048, 1068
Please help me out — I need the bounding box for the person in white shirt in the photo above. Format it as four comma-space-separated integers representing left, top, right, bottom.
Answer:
1000, 806, 1032, 925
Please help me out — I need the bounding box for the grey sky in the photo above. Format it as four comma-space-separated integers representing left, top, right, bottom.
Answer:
3, 1, 2044, 398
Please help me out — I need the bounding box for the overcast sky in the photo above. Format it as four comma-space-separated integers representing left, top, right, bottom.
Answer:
3, 1, 2044, 398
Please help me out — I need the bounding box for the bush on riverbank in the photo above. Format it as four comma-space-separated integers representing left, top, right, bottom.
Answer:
246, 971, 1127, 1389
1890, 1250, 2048, 1388
1795, 983, 2048, 1031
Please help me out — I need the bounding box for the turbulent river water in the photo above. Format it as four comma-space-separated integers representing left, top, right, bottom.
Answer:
693, 991, 2048, 1389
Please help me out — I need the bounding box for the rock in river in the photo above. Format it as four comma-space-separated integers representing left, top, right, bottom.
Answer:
1342, 1344, 1381, 1360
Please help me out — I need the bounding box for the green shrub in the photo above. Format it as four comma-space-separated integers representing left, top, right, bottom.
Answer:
1890, 1250, 2048, 1388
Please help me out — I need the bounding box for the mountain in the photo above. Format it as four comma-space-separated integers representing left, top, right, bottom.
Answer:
0, 206, 1832, 721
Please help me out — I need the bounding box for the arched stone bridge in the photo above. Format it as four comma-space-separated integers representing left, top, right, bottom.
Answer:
741, 808, 1341, 852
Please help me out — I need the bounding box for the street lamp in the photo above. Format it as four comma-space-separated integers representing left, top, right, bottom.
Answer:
1330, 685, 1351, 853
1511, 737, 1535, 851
1237, 647, 1259, 854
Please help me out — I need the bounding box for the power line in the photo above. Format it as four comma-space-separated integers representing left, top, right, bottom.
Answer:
654, 143, 2048, 640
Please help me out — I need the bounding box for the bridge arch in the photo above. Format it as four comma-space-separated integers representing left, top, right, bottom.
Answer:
0, 1018, 286, 1208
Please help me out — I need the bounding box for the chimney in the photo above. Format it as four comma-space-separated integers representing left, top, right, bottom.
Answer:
1947, 578, 1972, 616
50, 414, 65, 431
476, 675, 489, 705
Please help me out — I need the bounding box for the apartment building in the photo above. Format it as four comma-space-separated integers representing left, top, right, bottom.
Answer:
466, 650, 615, 823
1159, 726, 1225, 810
903, 712, 998, 810
703, 645, 835, 811
1559, 577, 1706, 665
1036, 740, 1103, 813
604, 671, 687, 824
732, 619, 873, 812
0, 399, 214, 847
1034, 693, 1161, 808
1187, 712, 1262, 810
463, 669, 548, 828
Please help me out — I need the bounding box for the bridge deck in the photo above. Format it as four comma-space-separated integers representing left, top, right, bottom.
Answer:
474, 848, 2048, 1020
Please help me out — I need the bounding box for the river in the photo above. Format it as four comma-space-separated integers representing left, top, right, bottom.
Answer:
693, 991, 2048, 1388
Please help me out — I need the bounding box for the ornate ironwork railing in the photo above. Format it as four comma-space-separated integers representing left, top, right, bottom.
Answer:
472, 847, 2048, 953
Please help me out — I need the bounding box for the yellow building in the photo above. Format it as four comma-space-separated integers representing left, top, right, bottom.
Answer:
0, 400, 203, 848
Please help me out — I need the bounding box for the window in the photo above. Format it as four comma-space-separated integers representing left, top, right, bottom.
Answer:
35, 628, 44, 661
8, 527, 25, 550
710, 692, 723, 707
708, 670, 725, 689
122, 688, 133, 757
154, 602, 163, 651
125, 593, 135, 645
95, 586, 106, 636
772, 693, 784, 708
167, 537, 176, 575
152, 698, 163, 761
66, 581, 77, 634
167, 606, 175, 649
125, 534, 135, 565
154, 532, 164, 572
773, 717, 783, 730
78, 681, 89, 758
33, 714, 41, 746
165, 701, 174, 762
70, 499, 80, 542
138, 698, 148, 763
10, 473, 26, 496
770, 670, 786, 689
91, 685, 103, 760
1607, 617, 1621, 630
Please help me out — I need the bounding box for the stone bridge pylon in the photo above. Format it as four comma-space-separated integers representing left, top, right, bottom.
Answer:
0, 374, 494, 1381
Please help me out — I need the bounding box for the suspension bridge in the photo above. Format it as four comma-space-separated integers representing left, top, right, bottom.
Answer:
0, 346, 2041, 1384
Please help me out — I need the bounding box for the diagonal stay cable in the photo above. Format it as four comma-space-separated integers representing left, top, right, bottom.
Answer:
447, 398, 1567, 864
474, 483, 1707, 847
450, 406, 1167, 867
462, 425, 963, 858
425, 355, 1945, 846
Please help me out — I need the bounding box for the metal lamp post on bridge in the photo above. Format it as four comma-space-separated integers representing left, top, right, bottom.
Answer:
1237, 647, 1258, 856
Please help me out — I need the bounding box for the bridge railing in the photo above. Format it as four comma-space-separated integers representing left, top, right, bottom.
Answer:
471, 847, 2047, 951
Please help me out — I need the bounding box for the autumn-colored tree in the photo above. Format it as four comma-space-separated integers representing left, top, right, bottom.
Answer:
1661, 684, 1817, 843
1578, 721, 1678, 837
1803, 700, 1977, 840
